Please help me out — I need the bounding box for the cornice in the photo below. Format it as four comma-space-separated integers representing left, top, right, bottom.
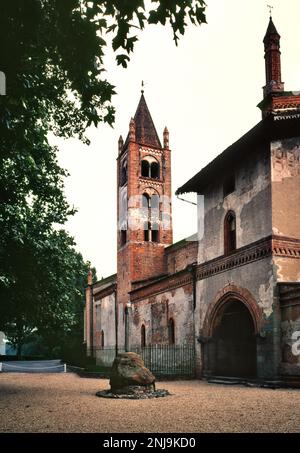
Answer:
196, 236, 273, 281
272, 235, 300, 258
130, 270, 192, 303
139, 146, 163, 156
139, 177, 164, 188
131, 235, 300, 303
94, 283, 116, 301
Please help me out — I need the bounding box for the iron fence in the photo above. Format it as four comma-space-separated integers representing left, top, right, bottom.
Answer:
91, 344, 195, 378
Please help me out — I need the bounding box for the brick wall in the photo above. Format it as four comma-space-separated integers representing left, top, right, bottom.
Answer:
166, 240, 198, 274
130, 285, 193, 348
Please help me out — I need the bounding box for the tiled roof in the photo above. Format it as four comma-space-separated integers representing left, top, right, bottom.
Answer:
264, 17, 280, 42
134, 93, 162, 148
124, 93, 162, 149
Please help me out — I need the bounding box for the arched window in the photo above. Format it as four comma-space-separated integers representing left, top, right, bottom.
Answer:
101, 330, 105, 349
141, 157, 160, 179
120, 161, 127, 186
141, 160, 150, 177
151, 223, 159, 243
224, 211, 236, 255
150, 194, 160, 228
142, 193, 159, 211
142, 192, 160, 243
168, 318, 175, 345
143, 221, 160, 242
141, 324, 146, 348
142, 193, 150, 209
150, 161, 160, 179
151, 194, 159, 212
144, 221, 150, 241
120, 229, 127, 246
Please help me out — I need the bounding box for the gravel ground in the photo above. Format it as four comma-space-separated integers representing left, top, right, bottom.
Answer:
0, 373, 299, 433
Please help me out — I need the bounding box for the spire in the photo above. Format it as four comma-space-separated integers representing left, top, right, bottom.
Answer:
130, 93, 162, 148
118, 135, 124, 154
258, 15, 300, 119
264, 16, 280, 42
129, 117, 136, 142
163, 126, 169, 149
263, 16, 284, 97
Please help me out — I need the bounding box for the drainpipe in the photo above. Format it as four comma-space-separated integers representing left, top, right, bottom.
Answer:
187, 262, 198, 376
114, 285, 118, 357
87, 269, 94, 358
125, 301, 132, 352
187, 262, 197, 310
90, 285, 94, 358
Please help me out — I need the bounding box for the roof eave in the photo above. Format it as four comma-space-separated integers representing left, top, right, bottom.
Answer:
176, 115, 300, 195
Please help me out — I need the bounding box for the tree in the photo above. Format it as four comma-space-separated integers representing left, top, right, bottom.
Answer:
0, 0, 206, 355
0, 212, 97, 356
2, 222, 97, 356
34, 233, 97, 359
0, 1, 207, 135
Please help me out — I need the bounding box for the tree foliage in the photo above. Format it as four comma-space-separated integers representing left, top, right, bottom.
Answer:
0, 0, 206, 355
1, 227, 96, 356
1, 0, 206, 134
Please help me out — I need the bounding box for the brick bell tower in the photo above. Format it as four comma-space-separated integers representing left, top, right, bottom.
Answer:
259, 15, 300, 118
117, 91, 173, 313
263, 16, 284, 98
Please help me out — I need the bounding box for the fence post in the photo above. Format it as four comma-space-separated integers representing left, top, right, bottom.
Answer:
0, 362, 2, 372
64, 363, 67, 373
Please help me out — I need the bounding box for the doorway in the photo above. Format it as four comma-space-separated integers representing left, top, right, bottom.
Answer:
207, 300, 257, 378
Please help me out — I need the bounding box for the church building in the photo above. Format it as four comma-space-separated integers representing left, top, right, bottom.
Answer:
85, 17, 300, 384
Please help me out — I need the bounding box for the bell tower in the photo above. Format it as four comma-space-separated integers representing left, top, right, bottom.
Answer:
263, 16, 284, 98
258, 16, 300, 118
117, 92, 173, 310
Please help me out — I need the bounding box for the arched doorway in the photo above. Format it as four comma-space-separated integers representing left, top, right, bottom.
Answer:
206, 299, 257, 378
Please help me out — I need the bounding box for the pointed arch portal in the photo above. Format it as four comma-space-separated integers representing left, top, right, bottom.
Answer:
202, 286, 262, 378
207, 300, 257, 377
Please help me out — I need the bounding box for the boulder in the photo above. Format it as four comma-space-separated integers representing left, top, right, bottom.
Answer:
110, 352, 155, 392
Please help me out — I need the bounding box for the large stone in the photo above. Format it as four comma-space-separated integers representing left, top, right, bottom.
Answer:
109, 352, 155, 392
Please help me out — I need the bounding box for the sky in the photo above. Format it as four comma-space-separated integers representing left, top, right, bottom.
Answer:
49, 0, 300, 279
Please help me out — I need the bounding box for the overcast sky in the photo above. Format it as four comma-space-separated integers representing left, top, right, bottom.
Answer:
49, 0, 300, 279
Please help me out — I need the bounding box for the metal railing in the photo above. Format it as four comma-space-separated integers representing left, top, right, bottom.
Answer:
90, 344, 195, 377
